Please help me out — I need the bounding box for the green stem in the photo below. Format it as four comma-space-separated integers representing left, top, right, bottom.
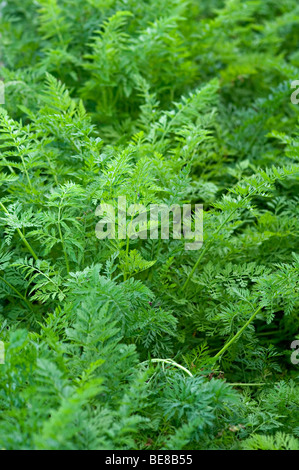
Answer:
12, 136, 32, 189
141, 358, 193, 377
19, 264, 65, 299
181, 183, 265, 292
213, 304, 263, 361
0, 275, 33, 311
0, 202, 38, 261
123, 212, 135, 281
58, 205, 70, 274
181, 206, 239, 292
229, 383, 266, 387
20, 154, 32, 189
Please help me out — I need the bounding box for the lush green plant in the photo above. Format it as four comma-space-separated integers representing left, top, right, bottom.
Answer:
0, 0, 298, 450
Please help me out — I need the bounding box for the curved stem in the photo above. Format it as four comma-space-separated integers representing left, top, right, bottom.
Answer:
16, 228, 38, 261
12, 136, 32, 189
213, 304, 263, 361
15, 263, 65, 300
123, 212, 135, 281
181, 184, 265, 292
0, 202, 38, 261
58, 205, 69, 274
0, 275, 34, 311
181, 206, 238, 292
20, 154, 32, 189
229, 383, 266, 387
141, 358, 193, 377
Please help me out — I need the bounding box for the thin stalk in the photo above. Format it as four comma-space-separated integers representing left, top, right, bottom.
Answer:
229, 383, 267, 387
6, 163, 15, 174
181, 184, 265, 292
12, 136, 32, 189
213, 304, 263, 361
0, 275, 33, 311
181, 206, 239, 292
57, 205, 70, 274
141, 358, 193, 377
20, 154, 32, 189
0, 201, 38, 261
123, 212, 135, 281
22, 264, 65, 299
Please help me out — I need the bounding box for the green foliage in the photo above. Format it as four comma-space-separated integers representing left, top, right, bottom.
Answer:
0, 0, 298, 450
242, 432, 299, 450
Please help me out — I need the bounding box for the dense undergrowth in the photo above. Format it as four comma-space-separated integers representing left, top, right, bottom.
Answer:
0, 0, 299, 450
